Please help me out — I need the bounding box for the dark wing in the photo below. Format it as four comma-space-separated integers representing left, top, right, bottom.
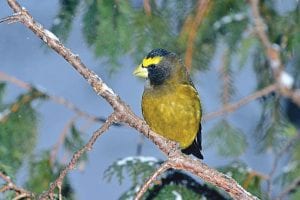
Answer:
181, 123, 203, 159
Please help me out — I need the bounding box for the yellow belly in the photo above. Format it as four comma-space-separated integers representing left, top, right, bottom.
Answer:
142, 84, 201, 148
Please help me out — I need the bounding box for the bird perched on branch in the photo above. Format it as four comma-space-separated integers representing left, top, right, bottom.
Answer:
133, 48, 203, 159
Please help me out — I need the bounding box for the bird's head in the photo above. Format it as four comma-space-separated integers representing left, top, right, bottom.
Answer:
133, 48, 188, 86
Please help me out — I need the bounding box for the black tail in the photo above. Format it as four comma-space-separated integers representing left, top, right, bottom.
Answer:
181, 124, 203, 159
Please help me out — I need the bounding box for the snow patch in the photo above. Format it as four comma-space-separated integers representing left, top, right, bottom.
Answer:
172, 191, 182, 200
44, 29, 59, 42
270, 59, 280, 69
102, 83, 115, 96
53, 17, 61, 25
279, 71, 294, 89
0, 109, 11, 120
283, 161, 297, 173
213, 12, 246, 30
116, 156, 158, 166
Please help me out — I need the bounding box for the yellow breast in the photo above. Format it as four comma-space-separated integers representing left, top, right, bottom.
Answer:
142, 84, 201, 148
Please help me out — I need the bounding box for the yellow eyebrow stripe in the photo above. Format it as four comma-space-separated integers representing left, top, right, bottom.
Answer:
142, 56, 162, 67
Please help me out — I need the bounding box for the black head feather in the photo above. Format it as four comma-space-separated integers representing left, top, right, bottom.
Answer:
148, 65, 170, 86
145, 48, 187, 86
146, 48, 171, 58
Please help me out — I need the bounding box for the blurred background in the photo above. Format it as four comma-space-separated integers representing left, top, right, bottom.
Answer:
0, 0, 300, 199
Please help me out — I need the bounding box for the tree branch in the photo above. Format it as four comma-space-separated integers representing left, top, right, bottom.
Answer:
171, 154, 256, 199
203, 83, 277, 121
50, 116, 78, 166
248, 0, 300, 107
143, 0, 151, 16
0, 71, 108, 124
277, 176, 300, 200
135, 152, 258, 199
0, 171, 34, 199
135, 160, 171, 200
39, 113, 117, 199
247, 1, 300, 198
267, 134, 300, 198
184, 0, 211, 70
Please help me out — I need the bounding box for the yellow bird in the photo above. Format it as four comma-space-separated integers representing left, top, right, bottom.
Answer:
133, 48, 203, 159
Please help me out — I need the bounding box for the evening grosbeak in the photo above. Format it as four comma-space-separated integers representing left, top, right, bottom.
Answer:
133, 48, 203, 159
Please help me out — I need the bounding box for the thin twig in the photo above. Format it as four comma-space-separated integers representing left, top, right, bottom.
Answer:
248, 0, 300, 107
50, 116, 78, 166
277, 176, 300, 200
248, 0, 281, 73
242, 171, 268, 189
267, 134, 300, 198
219, 48, 232, 106
203, 83, 277, 121
0, 71, 31, 89
0, 171, 12, 185
184, 0, 211, 70
39, 113, 117, 199
248, 0, 272, 48
0, 12, 22, 24
248, 1, 300, 197
134, 160, 171, 200
13, 193, 32, 200
143, 0, 151, 16
0, 171, 34, 198
0, 71, 107, 124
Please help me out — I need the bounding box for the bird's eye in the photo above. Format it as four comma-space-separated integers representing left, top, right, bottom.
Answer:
148, 64, 156, 69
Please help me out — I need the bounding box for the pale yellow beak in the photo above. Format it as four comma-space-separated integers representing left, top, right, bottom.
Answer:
133, 64, 148, 78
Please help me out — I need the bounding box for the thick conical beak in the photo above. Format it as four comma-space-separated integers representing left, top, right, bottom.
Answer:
133, 64, 148, 78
